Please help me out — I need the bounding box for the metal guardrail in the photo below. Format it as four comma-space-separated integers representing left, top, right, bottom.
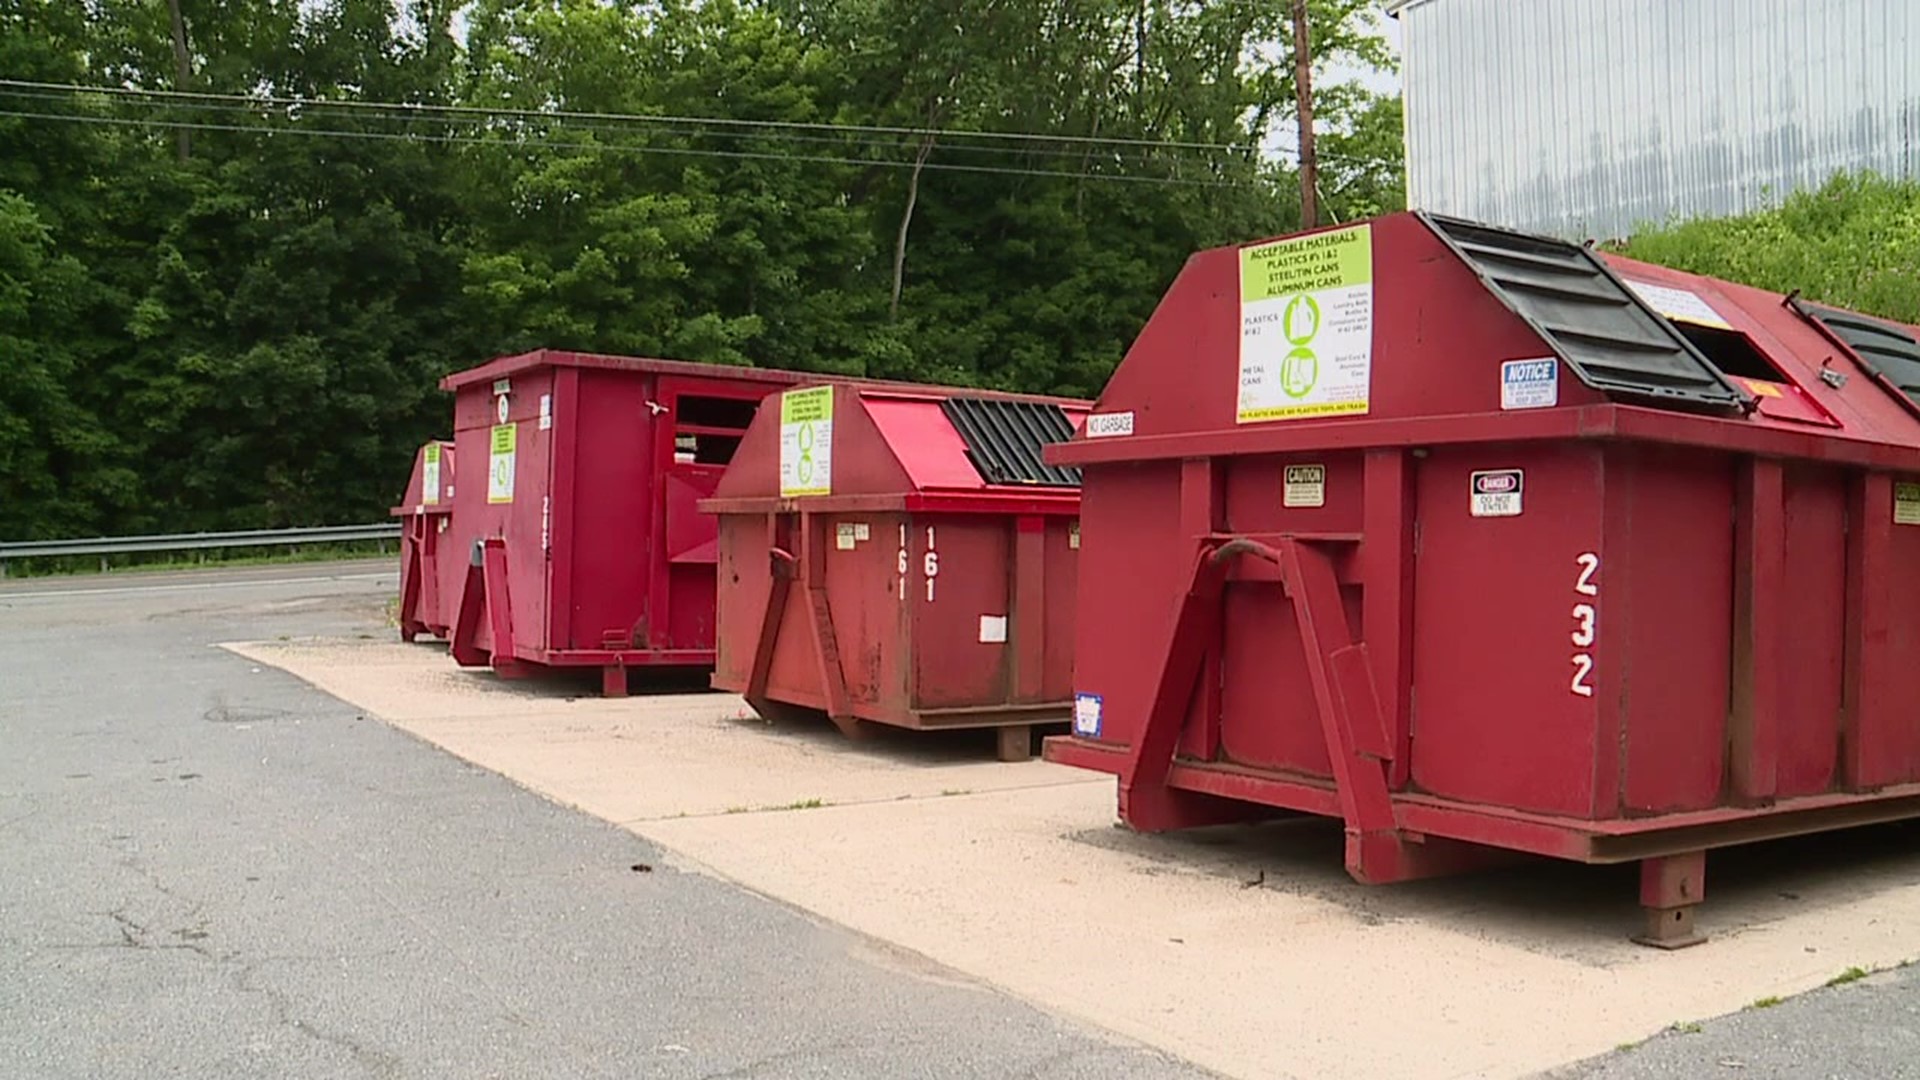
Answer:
0, 523, 401, 576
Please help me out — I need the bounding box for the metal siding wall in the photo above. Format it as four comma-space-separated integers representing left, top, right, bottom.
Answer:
1401, 0, 1920, 239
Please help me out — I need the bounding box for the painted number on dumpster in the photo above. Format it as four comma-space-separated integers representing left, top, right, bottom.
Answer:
488, 423, 516, 505
923, 525, 939, 602
778, 386, 833, 497
1570, 552, 1599, 698
897, 524, 908, 600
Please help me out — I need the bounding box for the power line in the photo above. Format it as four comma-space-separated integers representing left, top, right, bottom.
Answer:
0, 79, 1393, 172
0, 85, 1235, 170
0, 108, 1261, 188
0, 78, 1267, 156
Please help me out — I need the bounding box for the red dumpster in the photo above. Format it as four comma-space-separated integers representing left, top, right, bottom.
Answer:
442, 351, 817, 695
704, 384, 1089, 760
1042, 211, 1920, 945
392, 440, 457, 641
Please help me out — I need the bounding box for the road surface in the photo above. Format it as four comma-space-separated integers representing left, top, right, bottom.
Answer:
0, 561, 1206, 1079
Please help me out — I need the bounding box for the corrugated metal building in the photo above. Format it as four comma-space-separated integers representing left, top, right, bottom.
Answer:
1392, 0, 1920, 239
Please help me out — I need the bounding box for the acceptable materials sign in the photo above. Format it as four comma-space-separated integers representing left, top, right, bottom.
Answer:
422, 443, 442, 505
487, 423, 516, 504
1237, 223, 1375, 423
779, 386, 834, 497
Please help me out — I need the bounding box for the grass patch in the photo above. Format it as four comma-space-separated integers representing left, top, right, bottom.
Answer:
780, 798, 826, 811
1827, 966, 1873, 987
1670, 1021, 1704, 1035
1749, 995, 1784, 1009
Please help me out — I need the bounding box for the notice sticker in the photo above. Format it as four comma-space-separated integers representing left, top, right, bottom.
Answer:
1283, 464, 1326, 508
421, 444, 442, 506
1501, 358, 1559, 411
488, 423, 516, 504
778, 387, 834, 497
1470, 469, 1523, 517
492, 378, 511, 395
538, 393, 553, 431
978, 615, 1008, 644
495, 394, 510, 425
1069, 522, 1080, 550
1073, 693, 1103, 738
835, 522, 863, 550
1622, 279, 1733, 330
1237, 223, 1374, 423
1085, 411, 1135, 438
1896, 482, 1920, 526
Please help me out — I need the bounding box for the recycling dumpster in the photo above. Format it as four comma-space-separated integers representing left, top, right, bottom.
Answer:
1042, 210, 1920, 944
443, 351, 818, 695
392, 440, 457, 641
704, 384, 1089, 760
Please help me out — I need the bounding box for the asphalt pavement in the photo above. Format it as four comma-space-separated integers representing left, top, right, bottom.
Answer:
0, 561, 1208, 1079
1551, 964, 1920, 1080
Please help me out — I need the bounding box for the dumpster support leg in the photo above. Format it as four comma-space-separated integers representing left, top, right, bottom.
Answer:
449, 538, 528, 677
602, 662, 628, 698
1118, 543, 1265, 831
398, 523, 424, 643
995, 725, 1032, 762
1633, 851, 1707, 949
746, 518, 859, 740
450, 545, 488, 668
745, 530, 795, 720
419, 519, 443, 638
800, 514, 859, 739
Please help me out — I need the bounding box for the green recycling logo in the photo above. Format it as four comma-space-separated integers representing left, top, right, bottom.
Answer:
796, 421, 815, 484
1280, 294, 1322, 398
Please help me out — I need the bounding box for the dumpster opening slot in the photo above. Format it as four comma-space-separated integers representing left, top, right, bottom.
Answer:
939, 397, 1084, 487
1419, 213, 1746, 411
1670, 324, 1786, 384
675, 395, 758, 465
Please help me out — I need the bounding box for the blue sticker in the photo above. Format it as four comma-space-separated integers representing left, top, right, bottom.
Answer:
1500, 357, 1558, 411
1072, 693, 1103, 738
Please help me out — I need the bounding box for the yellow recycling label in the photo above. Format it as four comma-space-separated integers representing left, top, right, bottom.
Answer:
779, 387, 834, 497
1237, 223, 1374, 424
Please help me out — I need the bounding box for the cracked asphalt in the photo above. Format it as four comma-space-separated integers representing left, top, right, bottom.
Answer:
0, 562, 1209, 1079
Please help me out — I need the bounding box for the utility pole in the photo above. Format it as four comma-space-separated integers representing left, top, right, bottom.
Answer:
1291, 0, 1317, 228
166, 0, 193, 161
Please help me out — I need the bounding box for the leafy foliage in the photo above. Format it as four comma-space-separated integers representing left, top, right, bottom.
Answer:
0, 0, 1402, 537
1620, 172, 1920, 325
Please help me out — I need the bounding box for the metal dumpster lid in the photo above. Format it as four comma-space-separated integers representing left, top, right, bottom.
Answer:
938, 396, 1083, 488
1419, 213, 1750, 412
1789, 299, 1920, 419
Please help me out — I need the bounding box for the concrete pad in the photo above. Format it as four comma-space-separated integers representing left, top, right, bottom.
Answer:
234, 638, 1920, 1080
224, 640, 1088, 823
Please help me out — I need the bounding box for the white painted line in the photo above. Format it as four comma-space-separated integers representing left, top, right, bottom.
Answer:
0, 571, 395, 601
